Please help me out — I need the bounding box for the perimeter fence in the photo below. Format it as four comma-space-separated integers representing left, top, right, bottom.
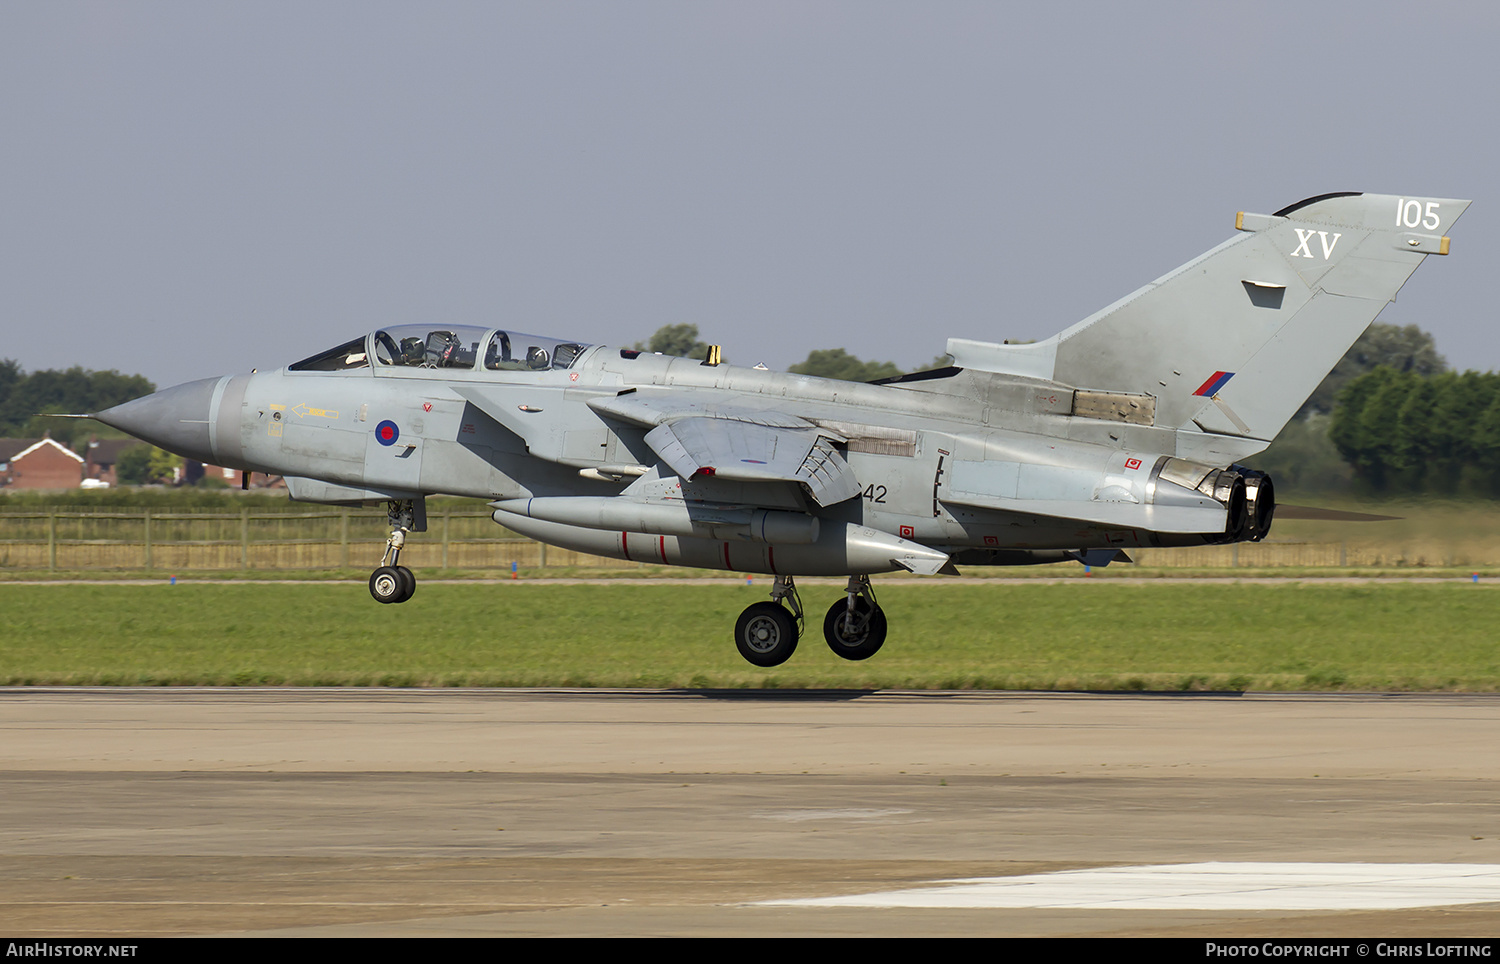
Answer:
0, 506, 1495, 572
0, 507, 630, 571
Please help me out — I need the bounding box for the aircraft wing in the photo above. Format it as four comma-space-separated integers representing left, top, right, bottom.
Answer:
590, 392, 862, 506
588, 389, 812, 429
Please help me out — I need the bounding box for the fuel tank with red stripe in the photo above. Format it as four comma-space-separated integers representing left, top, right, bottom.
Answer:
492, 508, 951, 576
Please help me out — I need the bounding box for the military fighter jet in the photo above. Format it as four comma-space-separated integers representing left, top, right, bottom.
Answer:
92, 192, 1468, 666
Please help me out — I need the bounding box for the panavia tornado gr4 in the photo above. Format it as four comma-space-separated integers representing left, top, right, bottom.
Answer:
93, 192, 1468, 666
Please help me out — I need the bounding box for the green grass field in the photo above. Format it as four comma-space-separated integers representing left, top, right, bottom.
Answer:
4, 581, 1498, 691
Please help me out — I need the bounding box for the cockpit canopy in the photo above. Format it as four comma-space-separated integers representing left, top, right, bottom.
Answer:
290, 325, 592, 373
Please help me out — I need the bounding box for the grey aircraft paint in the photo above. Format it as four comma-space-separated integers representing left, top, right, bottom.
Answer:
93, 192, 1469, 666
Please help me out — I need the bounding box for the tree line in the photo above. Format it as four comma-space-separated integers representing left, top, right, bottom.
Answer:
1329, 367, 1500, 497
634, 323, 935, 381
1, 323, 1480, 496
0, 360, 155, 450
0, 360, 169, 484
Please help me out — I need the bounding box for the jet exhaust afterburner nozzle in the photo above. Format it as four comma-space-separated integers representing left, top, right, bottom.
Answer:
1190, 466, 1275, 543
1196, 468, 1247, 541
1235, 466, 1276, 542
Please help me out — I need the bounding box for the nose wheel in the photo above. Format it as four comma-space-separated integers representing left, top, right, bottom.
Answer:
734, 575, 803, 667
370, 565, 415, 604
369, 500, 418, 604
823, 576, 886, 660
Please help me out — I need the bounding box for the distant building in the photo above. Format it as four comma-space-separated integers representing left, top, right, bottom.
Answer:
82, 437, 139, 487
0, 436, 286, 490
183, 460, 241, 486
0, 437, 86, 489
182, 459, 285, 490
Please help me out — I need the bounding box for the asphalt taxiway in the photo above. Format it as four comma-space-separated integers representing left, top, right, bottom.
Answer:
3, 688, 1499, 937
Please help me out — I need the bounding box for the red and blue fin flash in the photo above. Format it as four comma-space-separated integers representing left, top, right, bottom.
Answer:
1193, 371, 1235, 397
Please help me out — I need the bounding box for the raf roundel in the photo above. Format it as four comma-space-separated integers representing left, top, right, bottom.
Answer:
375, 419, 400, 446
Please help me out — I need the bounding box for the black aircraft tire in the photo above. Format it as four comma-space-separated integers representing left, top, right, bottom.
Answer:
395, 566, 416, 603
735, 602, 799, 667
370, 566, 405, 604
822, 598, 888, 661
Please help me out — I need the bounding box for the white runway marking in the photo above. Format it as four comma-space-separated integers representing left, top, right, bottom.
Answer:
753, 808, 914, 822
762, 863, 1500, 910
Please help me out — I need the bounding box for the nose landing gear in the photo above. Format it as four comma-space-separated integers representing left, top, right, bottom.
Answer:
369, 500, 418, 604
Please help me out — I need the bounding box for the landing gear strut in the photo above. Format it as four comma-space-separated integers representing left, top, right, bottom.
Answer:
734, 575, 803, 667
823, 575, 887, 660
369, 500, 417, 604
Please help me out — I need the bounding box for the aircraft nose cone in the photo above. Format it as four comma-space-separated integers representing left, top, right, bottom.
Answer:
94, 376, 220, 463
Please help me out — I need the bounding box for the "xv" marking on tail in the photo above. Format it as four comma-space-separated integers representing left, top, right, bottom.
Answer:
1290, 228, 1341, 260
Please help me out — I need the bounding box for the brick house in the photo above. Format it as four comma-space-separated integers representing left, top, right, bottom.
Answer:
0, 437, 86, 489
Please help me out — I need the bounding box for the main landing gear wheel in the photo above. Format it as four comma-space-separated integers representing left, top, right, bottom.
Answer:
395, 566, 416, 601
735, 602, 799, 667
823, 574, 886, 660
823, 597, 887, 660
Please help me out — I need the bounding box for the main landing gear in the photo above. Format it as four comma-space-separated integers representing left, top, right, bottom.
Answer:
732, 574, 888, 667
369, 500, 417, 604
735, 575, 803, 667
823, 575, 887, 661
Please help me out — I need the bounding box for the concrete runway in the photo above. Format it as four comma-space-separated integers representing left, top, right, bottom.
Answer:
3, 687, 1500, 937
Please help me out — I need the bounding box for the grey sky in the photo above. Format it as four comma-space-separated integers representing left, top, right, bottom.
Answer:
3, 1, 1495, 389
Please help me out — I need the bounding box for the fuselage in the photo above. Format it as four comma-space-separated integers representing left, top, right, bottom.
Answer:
98, 325, 1253, 577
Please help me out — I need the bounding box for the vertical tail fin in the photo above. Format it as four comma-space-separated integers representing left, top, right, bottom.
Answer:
949, 192, 1470, 444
